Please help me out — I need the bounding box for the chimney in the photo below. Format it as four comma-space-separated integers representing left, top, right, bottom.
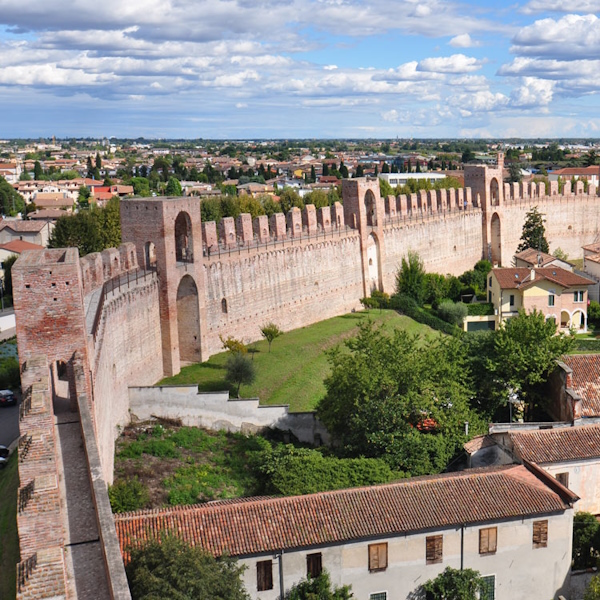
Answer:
530, 268, 535, 280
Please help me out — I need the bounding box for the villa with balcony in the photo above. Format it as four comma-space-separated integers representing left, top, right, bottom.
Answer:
488, 266, 594, 332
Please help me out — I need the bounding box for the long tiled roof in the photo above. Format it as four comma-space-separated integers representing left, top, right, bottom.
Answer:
492, 267, 593, 290
115, 465, 572, 559
514, 248, 567, 268
562, 354, 600, 417
511, 425, 600, 463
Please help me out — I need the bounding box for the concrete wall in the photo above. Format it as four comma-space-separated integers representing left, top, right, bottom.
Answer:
128, 386, 329, 445
239, 511, 573, 600
91, 276, 163, 482
542, 458, 600, 515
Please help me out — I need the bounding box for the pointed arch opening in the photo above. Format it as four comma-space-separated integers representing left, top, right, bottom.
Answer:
490, 213, 502, 266
177, 275, 201, 363
364, 189, 376, 227
175, 211, 193, 264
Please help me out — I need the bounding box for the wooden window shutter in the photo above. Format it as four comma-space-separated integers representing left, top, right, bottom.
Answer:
426, 535, 443, 564
257, 560, 273, 591
307, 553, 323, 578
479, 527, 497, 554
368, 543, 388, 571
533, 520, 548, 548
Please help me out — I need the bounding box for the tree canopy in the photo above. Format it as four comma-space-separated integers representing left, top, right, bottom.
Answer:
422, 566, 484, 600
396, 251, 426, 305
126, 535, 250, 600
316, 322, 478, 475
0, 176, 25, 216
284, 571, 353, 600
517, 206, 549, 254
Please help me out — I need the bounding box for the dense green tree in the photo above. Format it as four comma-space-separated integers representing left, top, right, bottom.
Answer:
284, 571, 353, 599
200, 197, 223, 222
488, 309, 574, 412
573, 512, 600, 570
396, 251, 426, 305
437, 300, 468, 326
422, 566, 483, 600
516, 206, 549, 254
461, 148, 475, 163
279, 188, 303, 213
130, 177, 151, 197
33, 160, 43, 180
339, 161, 349, 178
225, 352, 257, 397
165, 176, 183, 196
0, 177, 25, 216
316, 322, 477, 475
355, 164, 364, 178
508, 163, 523, 183
126, 535, 250, 600
78, 185, 91, 208
2, 254, 17, 298
303, 189, 329, 208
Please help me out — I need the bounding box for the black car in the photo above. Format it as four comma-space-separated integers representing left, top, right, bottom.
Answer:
0, 390, 15, 407
0, 445, 8, 458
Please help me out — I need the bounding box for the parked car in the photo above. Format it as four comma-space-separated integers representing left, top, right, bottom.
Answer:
0, 390, 15, 407
0, 445, 8, 458
0, 456, 7, 469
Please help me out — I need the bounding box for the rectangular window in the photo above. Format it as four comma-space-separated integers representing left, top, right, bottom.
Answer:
556, 472, 569, 488
509, 294, 515, 307
307, 553, 322, 578
489, 276, 492, 287
480, 575, 495, 600
257, 560, 273, 591
548, 294, 555, 307
370, 593, 387, 600
574, 290, 584, 302
479, 527, 498, 555
533, 520, 548, 549
426, 535, 443, 564
368, 543, 388, 572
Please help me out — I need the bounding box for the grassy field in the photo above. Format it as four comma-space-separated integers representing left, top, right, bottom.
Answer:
0, 454, 19, 600
160, 309, 435, 412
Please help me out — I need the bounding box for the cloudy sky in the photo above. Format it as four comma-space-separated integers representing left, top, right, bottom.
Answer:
1, 0, 600, 139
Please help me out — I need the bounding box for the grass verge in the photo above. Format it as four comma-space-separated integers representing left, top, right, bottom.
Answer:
159, 309, 435, 412
0, 454, 19, 600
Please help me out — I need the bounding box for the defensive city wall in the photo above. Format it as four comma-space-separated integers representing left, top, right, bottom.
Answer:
10, 153, 600, 597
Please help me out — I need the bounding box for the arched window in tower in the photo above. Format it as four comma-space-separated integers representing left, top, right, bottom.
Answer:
364, 190, 376, 226
174, 212, 193, 263
221, 298, 228, 314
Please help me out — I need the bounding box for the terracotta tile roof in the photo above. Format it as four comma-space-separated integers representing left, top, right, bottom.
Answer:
514, 248, 568, 268
0, 220, 47, 233
115, 465, 572, 560
511, 424, 600, 463
561, 354, 600, 417
585, 253, 600, 265
0, 240, 44, 253
492, 267, 593, 290
463, 435, 496, 454
584, 242, 600, 254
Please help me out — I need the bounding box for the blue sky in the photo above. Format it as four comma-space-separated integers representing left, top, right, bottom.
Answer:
1, 0, 600, 139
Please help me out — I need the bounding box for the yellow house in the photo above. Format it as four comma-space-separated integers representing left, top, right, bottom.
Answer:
488, 267, 594, 332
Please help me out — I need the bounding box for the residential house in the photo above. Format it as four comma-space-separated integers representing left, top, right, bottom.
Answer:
488, 267, 594, 332
32, 192, 74, 211
466, 425, 600, 515
0, 219, 53, 247
514, 248, 573, 272
0, 162, 21, 183
116, 464, 576, 600
549, 166, 600, 186
0, 239, 44, 279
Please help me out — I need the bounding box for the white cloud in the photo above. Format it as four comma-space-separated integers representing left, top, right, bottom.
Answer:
449, 33, 479, 48
510, 77, 554, 107
418, 54, 483, 74
511, 14, 600, 60
381, 109, 399, 122
520, 0, 600, 14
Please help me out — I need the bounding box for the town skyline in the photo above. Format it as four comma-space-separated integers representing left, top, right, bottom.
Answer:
1, 0, 599, 139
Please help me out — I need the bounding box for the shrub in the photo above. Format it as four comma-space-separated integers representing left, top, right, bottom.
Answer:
573, 512, 600, 570
390, 294, 461, 336
589, 300, 600, 327
108, 478, 149, 513
467, 302, 494, 316
574, 339, 600, 352
0, 357, 20, 389
437, 299, 468, 326
254, 444, 403, 496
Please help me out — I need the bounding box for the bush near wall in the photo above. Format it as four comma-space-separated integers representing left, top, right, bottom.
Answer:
467, 303, 495, 316
573, 339, 600, 352
390, 294, 461, 336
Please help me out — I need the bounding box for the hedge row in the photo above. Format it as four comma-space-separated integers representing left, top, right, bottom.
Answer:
466, 302, 495, 316
573, 338, 600, 352
390, 294, 462, 336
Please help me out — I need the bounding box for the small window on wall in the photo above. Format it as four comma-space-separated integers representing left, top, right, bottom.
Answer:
489, 276, 492, 287
426, 535, 443, 564
574, 291, 584, 302
370, 593, 387, 600
306, 553, 322, 578
548, 294, 555, 307
221, 298, 228, 314
556, 472, 569, 488
533, 520, 548, 549
480, 575, 495, 600
368, 543, 388, 572
479, 527, 497, 555
257, 560, 273, 591
509, 294, 515, 307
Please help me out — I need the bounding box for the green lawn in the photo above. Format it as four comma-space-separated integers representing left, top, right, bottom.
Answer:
0, 454, 19, 600
160, 309, 435, 412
